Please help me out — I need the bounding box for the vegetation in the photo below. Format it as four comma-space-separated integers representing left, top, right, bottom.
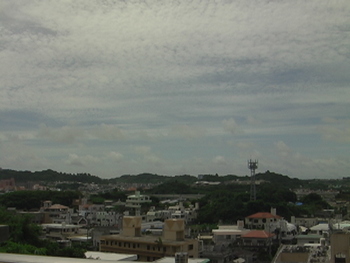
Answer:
147, 180, 196, 194
0, 206, 86, 257
0, 190, 81, 210
0, 169, 103, 184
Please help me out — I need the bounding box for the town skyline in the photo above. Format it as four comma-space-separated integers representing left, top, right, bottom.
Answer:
1, 1, 349, 179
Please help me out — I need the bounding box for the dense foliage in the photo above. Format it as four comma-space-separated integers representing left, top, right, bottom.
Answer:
0, 207, 86, 257
0, 190, 81, 210
147, 180, 195, 194
0, 169, 103, 184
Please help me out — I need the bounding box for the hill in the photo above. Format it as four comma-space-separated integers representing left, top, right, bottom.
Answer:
0, 168, 307, 190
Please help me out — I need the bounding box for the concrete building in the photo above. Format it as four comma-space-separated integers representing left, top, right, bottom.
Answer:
0, 178, 16, 191
41, 223, 83, 245
125, 191, 152, 216
330, 231, 350, 263
273, 244, 330, 263
211, 221, 249, 245
241, 230, 275, 248
245, 208, 282, 230
100, 216, 199, 261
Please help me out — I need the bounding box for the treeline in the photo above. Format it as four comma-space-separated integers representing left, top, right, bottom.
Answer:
0, 190, 81, 210
0, 169, 103, 184
3, 168, 344, 192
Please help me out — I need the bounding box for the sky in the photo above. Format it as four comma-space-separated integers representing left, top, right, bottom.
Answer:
0, 0, 349, 179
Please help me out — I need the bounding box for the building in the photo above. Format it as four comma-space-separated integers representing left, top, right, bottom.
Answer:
0, 178, 16, 191
41, 223, 83, 246
211, 221, 248, 245
291, 215, 324, 229
126, 191, 152, 216
330, 231, 350, 263
241, 230, 275, 248
245, 208, 282, 230
273, 244, 330, 263
100, 216, 199, 261
41, 201, 71, 223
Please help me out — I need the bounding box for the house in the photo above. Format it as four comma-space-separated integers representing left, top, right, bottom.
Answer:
41, 201, 71, 223
0, 178, 16, 191
245, 208, 282, 230
211, 221, 249, 245
294, 234, 324, 246
309, 223, 330, 236
291, 216, 325, 229
241, 230, 274, 248
41, 223, 84, 246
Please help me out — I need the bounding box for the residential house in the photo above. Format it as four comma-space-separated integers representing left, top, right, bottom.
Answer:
245, 208, 282, 230
241, 230, 275, 248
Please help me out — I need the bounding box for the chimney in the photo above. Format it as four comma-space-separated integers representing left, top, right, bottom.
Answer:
270, 207, 276, 216
237, 220, 244, 230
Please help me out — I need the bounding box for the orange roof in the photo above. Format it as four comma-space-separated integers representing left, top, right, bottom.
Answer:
246, 212, 282, 219
49, 204, 69, 209
242, 230, 275, 239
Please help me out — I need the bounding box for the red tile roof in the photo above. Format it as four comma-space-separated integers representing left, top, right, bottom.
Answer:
48, 204, 69, 209
242, 230, 275, 239
246, 212, 282, 219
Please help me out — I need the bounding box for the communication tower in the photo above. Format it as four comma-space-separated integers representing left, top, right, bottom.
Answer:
248, 159, 258, 201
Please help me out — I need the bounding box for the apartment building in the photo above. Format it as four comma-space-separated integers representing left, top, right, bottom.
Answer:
100, 216, 199, 261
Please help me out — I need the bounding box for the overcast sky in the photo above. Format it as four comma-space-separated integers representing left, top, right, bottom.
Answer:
1, 0, 349, 179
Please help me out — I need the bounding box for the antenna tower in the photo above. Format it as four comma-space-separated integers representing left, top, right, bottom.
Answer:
248, 159, 258, 201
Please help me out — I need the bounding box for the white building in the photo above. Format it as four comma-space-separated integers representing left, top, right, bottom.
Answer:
125, 191, 151, 216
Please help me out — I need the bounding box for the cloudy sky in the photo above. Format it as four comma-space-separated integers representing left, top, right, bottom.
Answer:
1, 0, 349, 179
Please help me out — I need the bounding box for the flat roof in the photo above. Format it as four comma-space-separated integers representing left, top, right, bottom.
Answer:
41, 223, 82, 229
0, 253, 135, 263
85, 251, 137, 261
155, 257, 209, 263
100, 234, 196, 245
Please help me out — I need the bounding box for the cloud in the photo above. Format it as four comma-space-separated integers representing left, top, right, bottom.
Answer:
108, 151, 124, 161
38, 124, 85, 144
320, 118, 350, 143
0, 0, 349, 179
65, 153, 100, 167
213, 155, 227, 165
89, 124, 126, 140
169, 124, 205, 139
38, 123, 127, 143
222, 118, 243, 135
133, 146, 152, 155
